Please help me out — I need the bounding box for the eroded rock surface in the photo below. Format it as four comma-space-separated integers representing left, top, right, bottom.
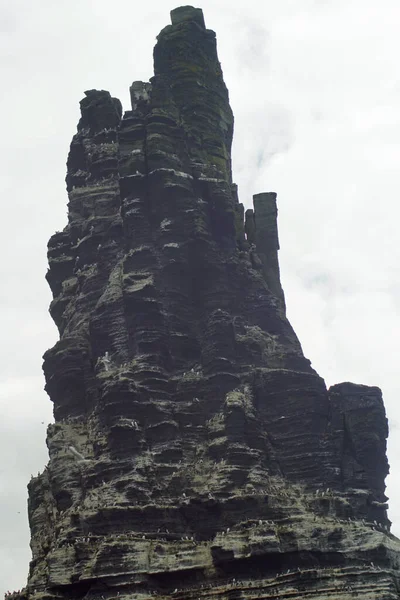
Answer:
14, 5, 400, 600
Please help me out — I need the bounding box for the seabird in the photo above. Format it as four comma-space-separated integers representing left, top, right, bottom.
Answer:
102, 352, 111, 371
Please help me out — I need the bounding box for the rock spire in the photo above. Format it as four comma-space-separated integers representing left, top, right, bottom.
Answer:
12, 6, 400, 600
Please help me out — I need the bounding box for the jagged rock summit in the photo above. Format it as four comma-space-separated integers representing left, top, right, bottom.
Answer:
12, 6, 400, 600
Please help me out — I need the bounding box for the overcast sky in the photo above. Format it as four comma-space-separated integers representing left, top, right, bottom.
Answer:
1, 0, 399, 593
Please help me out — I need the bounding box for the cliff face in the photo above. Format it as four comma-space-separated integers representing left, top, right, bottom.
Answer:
13, 6, 400, 600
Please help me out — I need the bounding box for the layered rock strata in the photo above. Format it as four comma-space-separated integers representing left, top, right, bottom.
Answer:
14, 5, 400, 600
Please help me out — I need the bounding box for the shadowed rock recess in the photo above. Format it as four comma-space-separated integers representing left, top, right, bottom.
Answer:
14, 6, 400, 600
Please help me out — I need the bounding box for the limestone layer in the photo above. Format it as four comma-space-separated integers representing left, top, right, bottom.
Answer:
13, 6, 400, 600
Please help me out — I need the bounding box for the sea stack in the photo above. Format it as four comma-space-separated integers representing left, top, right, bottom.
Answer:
14, 6, 400, 599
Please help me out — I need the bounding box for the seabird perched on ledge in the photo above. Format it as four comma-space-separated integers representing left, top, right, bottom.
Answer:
102, 352, 111, 371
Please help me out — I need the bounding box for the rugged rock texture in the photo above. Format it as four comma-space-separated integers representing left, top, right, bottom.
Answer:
13, 6, 400, 600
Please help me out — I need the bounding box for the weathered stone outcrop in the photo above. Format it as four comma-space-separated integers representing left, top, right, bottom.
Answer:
12, 5, 400, 600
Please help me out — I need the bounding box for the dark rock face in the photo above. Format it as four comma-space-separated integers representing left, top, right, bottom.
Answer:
15, 6, 400, 600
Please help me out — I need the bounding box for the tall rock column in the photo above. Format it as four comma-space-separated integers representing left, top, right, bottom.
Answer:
245, 192, 286, 313
11, 6, 400, 600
